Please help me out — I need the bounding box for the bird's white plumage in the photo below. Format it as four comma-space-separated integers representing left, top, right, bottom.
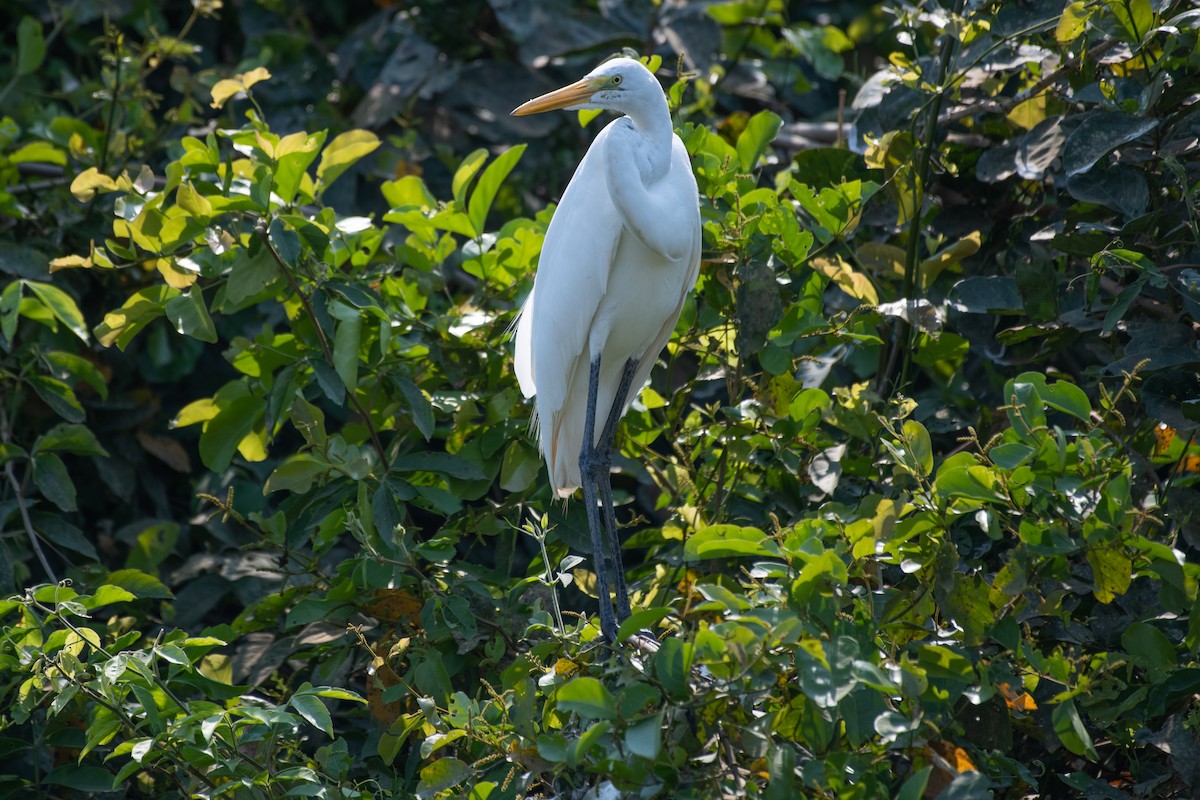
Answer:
512, 58, 701, 496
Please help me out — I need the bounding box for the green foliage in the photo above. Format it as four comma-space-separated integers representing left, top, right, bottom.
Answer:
1, 0, 1199, 798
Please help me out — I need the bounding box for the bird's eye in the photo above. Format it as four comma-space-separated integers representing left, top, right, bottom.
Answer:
612, 75, 622, 85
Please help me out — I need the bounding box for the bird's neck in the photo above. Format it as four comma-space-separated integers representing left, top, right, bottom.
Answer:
623, 93, 674, 177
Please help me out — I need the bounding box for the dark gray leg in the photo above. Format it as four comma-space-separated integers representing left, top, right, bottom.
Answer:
596, 359, 639, 623
580, 357, 618, 641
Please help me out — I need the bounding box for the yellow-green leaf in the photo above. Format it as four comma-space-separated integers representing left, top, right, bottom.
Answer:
70, 168, 118, 202
315, 130, 380, 191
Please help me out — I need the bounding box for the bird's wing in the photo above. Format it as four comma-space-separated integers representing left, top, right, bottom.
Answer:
620, 134, 703, 415
514, 124, 623, 415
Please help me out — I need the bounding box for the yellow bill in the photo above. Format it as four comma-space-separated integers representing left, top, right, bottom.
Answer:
511, 78, 601, 116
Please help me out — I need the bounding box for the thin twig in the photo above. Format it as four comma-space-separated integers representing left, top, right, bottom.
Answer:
938, 38, 1122, 126
258, 229, 389, 466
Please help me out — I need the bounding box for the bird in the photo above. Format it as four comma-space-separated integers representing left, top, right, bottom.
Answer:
510, 57, 702, 642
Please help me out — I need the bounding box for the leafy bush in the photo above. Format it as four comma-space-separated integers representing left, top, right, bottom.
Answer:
1, 1, 1199, 798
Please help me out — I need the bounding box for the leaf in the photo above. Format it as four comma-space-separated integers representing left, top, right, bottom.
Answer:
70, 167, 119, 202
394, 377, 435, 441
17, 16, 46, 76
1051, 700, 1098, 760
105, 568, 172, 599
1087, 545, 1132, 603
1062, 113, 1157, 176
1066, 165, 1148, 219
176, 182, 213, 218
290, 688, 334, 736
1056, 1, 1091, 43
33, 423, 108, 457
316, 130, 381, 191
332, 313, 362, 393
198, 395, 266, 472
43, 765, 115, 792
265, 454, 329, 494
1107, 0, 1153, 44
1121, 622, 1176, 681
948, 276, 1023, 314
392, 452, 485, 480
684, 524, 771, 560
624, 711, 663, 759
24, 281, 88, 341
30, 512, 97, 559
164, 288, 217, 343
416, 758, 474, 799
654, 638, 694, 696
29, 376, 85, 423
555, 676, 616, 720
737, 111, 783, 172
452, 149, 488, 207
10, 141, 66, 166
95, 286, 174, 350
467, 144, 525, 236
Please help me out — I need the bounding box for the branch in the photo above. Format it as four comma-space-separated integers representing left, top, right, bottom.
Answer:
938, 38, 1122, 127
258, 228, 389, 466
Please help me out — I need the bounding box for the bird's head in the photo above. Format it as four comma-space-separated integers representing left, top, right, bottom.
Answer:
511, 57, 661, 117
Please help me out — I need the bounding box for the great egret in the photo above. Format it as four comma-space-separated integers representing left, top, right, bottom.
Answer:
511, 57, 702, 641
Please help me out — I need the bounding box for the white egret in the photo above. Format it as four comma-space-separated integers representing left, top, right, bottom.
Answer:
511, 57, 702, 641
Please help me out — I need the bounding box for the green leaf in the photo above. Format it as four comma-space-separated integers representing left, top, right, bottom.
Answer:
31, 512, 97, 559
902, 420, 933, 476
332, 313, 362, 394
1051, 699, 1098, 760
1087, 544, 1132, 603
416, 758, 474, 799
273, 130, 327, 204
43, 765, 115, 792
452, 149, 488, 207
290, 688, 334, 736
33, 423, 108, 457
616, 607, 674, 643
394, 377, 435, 441
24, 281, 88, 341
555, 676, 617, 720
17, 16, 46, 76
1121, 622, 1176, 682
737, 111, 783, 172
382, 175, 436, 210
268, 217, 301, 267
684, 524, 771, 560
467, 144, 525, 236
1056, 1, 1092, 43
175, 182, 212, 219
265, 454, 329, 494
1106, 0, 1153, 44
95, 286, 175, 350
624, 711, 663, 759
9, 141, 66, 166
164, 288, 217, 343
198, 395, 266, 472
315, 130, 380, 192
1063, 113, 1157, 177
105, 568, 172, 599
29, 376, 85, 423
1, 280, 21, 344
654, 638, 694, 697
392, 452, 485, 480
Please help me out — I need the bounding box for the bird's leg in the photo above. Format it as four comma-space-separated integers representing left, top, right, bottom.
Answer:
580, 357, 618, 641
596, 358, 639, 623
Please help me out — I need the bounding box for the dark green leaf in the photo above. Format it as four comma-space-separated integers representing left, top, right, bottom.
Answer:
556, 676, 616, 720
32, 452, 76, 511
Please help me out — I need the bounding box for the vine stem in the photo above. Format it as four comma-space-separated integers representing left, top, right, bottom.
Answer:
0, 406, 57, 582
258, 228, 389, 466
891, 0, 966, 395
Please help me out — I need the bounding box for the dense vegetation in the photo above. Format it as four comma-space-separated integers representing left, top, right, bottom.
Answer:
1, 0, 1199, 797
